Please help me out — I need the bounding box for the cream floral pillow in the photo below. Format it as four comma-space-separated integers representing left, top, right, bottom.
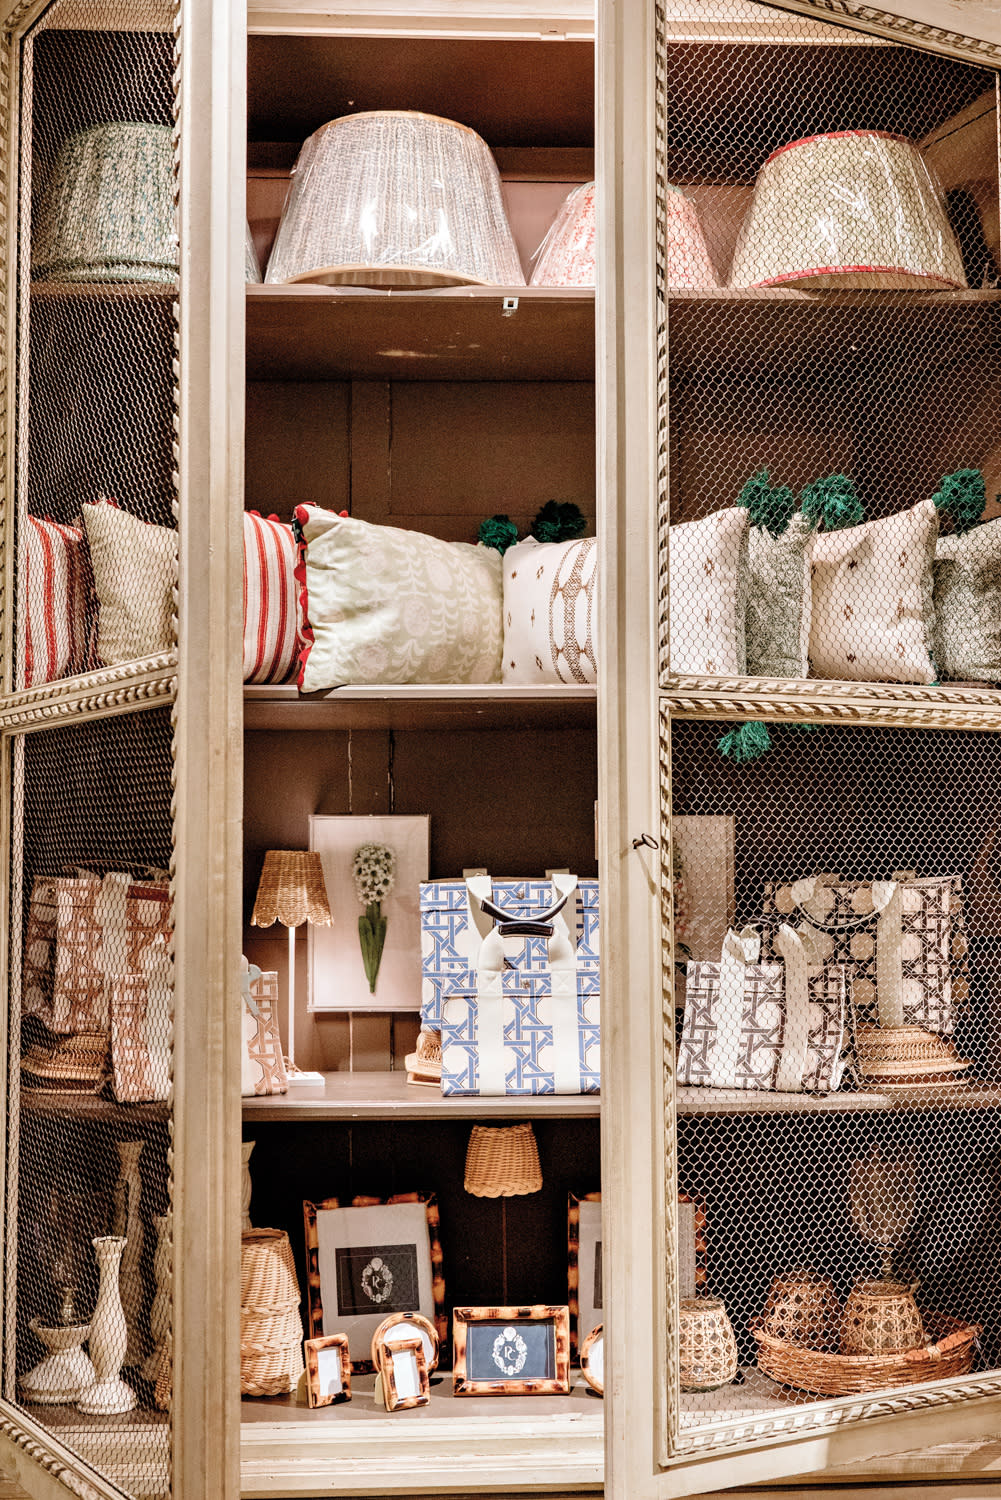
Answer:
502, 536, 598, 684
808, 499, 938, 683
667, 507, 748, 675
933, 518, 1001, 682
296, 506, 502, 691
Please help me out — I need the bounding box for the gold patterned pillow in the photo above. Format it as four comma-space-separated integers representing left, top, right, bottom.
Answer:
501, 536, 598, 685
933, 518, 1001, 683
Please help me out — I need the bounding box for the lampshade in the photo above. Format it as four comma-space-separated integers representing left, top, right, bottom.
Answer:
245, 222, 262, 283
463, 1122, 542, 1197
33, 122, 178, 285
665, 185, 720, 289
251, 850, 332, 929
264, 110, 525, 289
730, 131, 966, 290
530, 181, 596, 287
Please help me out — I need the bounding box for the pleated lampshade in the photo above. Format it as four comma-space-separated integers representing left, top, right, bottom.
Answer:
32, 122, 178, 285
245, 222, 262, 283
265, 110, 525, 288
730, 131, 966, 290
464, 1123, 542, 1197
666, 186, 719, 288
531, 181, 597, 287
250, 851, 332, 929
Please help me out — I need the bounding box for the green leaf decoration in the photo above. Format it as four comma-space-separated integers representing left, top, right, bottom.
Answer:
717, 720, 771, 763
736, 469, 797, 538
358, 901, 388, 995
477, 514, 520, 554
932, 469, 985, 534
532, 500, 587, 544
800, 474, 863, 532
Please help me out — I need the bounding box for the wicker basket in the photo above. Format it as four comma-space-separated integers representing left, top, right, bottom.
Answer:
679, 1297, 738, 1392
842, 1280, 924, 1355
240, 1228, 300, 1308
240, 1343, 305, 1399
761, 1270, 840, 1350
854, 1024, 971, 1084
464, 1122, 542, 1197
241, 1303, 303, 1348
405, 1028, 442, 1087
753, 1311, 978, 1396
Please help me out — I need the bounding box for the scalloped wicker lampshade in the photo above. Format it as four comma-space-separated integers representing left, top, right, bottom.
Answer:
264, 110, 525, 289
251, 851, 331, 929
464, 1123, 542, 1197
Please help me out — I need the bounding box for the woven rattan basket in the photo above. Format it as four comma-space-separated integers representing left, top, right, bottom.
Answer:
405, 1028, 442, 1087
761, 1270, 840, 1350
753, 1311, 978, 1396
240, 1343, 305, 1399
240, 1303, 303, 1347
679, 1297, 739, 1392
854, 1024, 971, 1084
842, 1280, 924, 1355
240, 1228, 300, 1308
464, 1122, 542, 1197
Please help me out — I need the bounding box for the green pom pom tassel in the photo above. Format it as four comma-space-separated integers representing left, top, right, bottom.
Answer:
532, 500, 587, 544
717, 721, 771, 763
477, 514, 520, 554
736, 469, 797, 538
933, 469, 985, 534
800, 474, 863, 532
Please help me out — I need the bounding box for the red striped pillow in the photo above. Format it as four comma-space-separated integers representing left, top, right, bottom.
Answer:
20, 515, 94, 688
243, 511, 302, 684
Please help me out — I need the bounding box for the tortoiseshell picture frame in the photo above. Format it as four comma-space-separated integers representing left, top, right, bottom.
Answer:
580, 1322, 604, 1396
568, 1191, 707, 1357
303, 1192, 446, 1372
452, 1305, 571, 1397
304, 1334, 352, 1408
381, 1333, 430, 1411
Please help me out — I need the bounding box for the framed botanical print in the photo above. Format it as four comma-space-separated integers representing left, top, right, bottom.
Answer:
304, 1193, 446, 1371
452, 1305, 571, 1396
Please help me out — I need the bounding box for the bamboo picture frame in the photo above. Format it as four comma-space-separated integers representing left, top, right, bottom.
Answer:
370, 1310, 440, 1373
580, 1322, 604, 1396
304, 1335, 352, 1408
381, 1334, 430, 1411
452, 1305, 571, 1397
303, 1192, 446, 1372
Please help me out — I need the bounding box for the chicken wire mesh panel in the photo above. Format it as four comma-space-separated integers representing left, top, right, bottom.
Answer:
15, 0, 178, 695
660, 2, 1001, 689
7, 711, 173, 1496
668, 717, 1001, 1430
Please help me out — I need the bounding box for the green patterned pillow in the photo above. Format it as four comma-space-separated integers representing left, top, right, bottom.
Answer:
933, 518, 1001, 683
295, 506, 502, 691
745, 511, 817, 679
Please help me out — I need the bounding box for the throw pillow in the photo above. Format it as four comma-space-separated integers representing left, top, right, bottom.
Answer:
667, 507, 749, 675
933, 518, 1001, 682
82, 501, 176, 665
746, 510, 817, 679
243, 511, 302, 684
808, 499, 938, 683
19, 515, 94, 688
502, 535, 598, 685
295, 506, 502, 691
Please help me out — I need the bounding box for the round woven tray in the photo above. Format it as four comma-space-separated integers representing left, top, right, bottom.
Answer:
752, 1312, 978, 1396
854, 1025, 970, 1082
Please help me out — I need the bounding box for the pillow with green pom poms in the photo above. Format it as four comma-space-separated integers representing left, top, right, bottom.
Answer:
502, 535, 598, 684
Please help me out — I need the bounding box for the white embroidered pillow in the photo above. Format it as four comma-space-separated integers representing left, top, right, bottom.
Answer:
82, 502, 176, 666
933, 518, 1001, 683
808, 499, 937, 683
502, 536, 598, 685
295, 506, 502, 691
667, 507, 748, 675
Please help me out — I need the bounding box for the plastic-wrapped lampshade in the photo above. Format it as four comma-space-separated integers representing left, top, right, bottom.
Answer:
530, 181, 718, 290
32, 122, 177, 285
265, 110, 525, 288
730, 131, 966, 290
246, 222, 262, 283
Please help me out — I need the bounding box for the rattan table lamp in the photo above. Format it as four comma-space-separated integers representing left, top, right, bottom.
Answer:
251, 851, 332, 1085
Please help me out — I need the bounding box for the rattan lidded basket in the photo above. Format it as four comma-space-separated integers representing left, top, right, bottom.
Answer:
678, 1297, 738, 1392
265, 110, 525, 289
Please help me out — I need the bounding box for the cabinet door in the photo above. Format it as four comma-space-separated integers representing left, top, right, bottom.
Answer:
0, 0, 244, 1496
599, 1, 1001, 1496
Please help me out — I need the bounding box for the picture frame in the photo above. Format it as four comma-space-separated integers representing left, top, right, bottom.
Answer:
569, 1191, 706, 1357
370, 1310, 440, 1373
580, 1323, 604, 1396
308, 814, 430, 1013
303, 1192, 446, 1372
304, 1334, 352, 1408
381, 1334, 430, 1411
452, 1305, 571, 1397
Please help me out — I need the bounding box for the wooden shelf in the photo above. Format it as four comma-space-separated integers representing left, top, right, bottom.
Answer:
666, 287, 1001, 371
242, 1070, 599, 1121
246, 285, 595, 382
243, 682, 597, 731
663, 674, 1001, 732
30, 281, 175, 301
240, 1371, 603, 1496
678, 1083, 1001, 1114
